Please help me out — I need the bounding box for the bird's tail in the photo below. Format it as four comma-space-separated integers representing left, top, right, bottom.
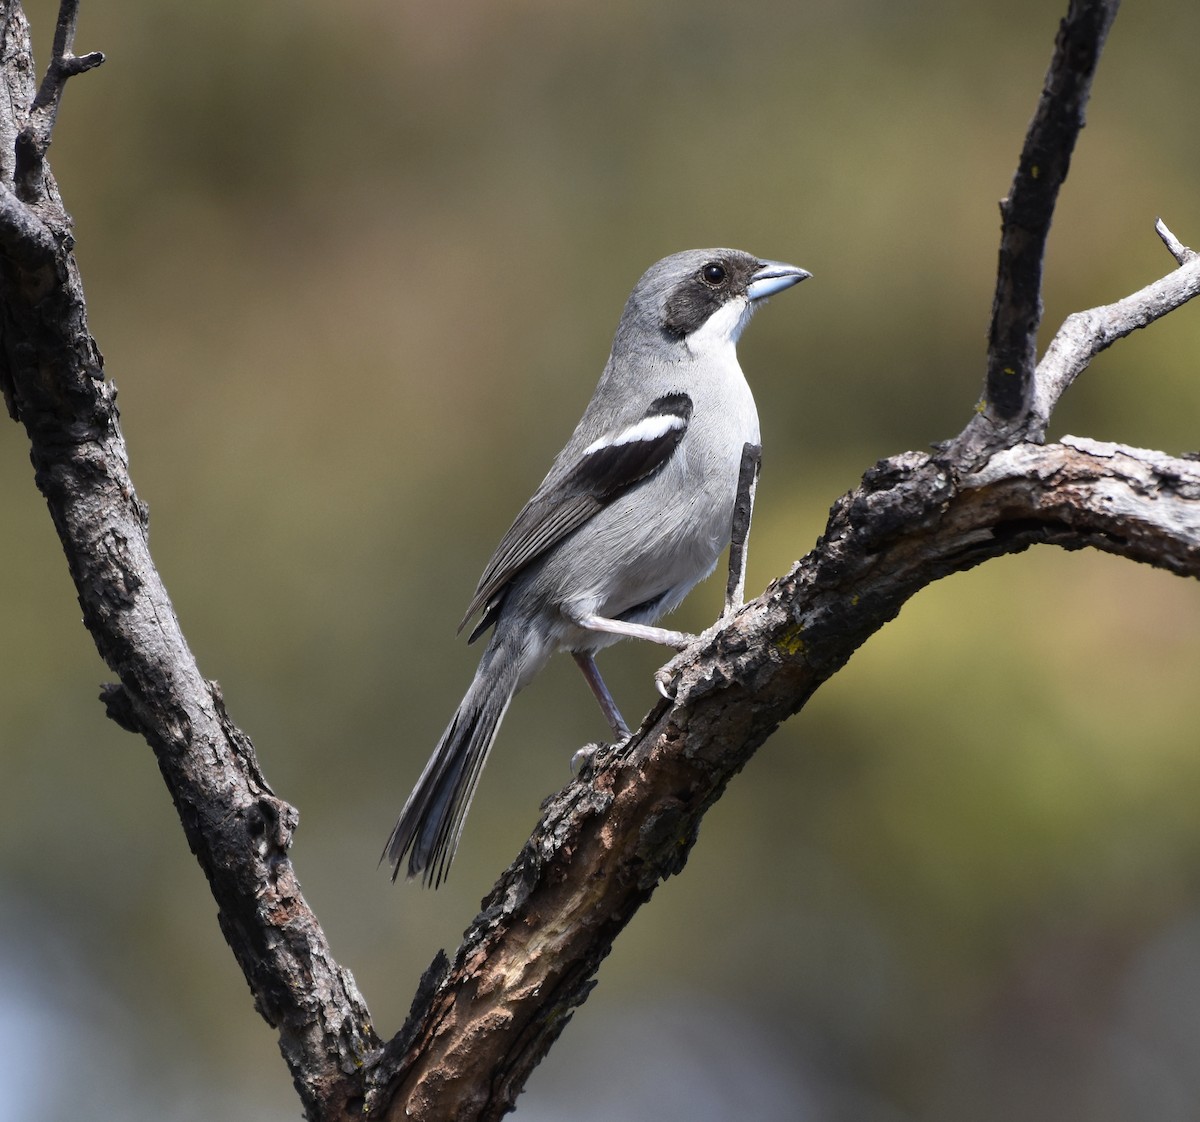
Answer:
383, 638, 519, 887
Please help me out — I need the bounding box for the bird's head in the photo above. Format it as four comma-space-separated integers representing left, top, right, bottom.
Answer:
618, 248, 810, 355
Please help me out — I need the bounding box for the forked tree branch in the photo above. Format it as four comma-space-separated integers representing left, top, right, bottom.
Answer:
3, 0, 1197, 1120
13, 0, 102, 202
369, 228, 1200, 1122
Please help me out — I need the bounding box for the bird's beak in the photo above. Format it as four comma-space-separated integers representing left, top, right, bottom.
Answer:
747, 261, 811, 302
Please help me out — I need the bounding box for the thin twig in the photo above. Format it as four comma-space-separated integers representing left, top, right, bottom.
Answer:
32, 0, 105, 112
15, 0, 103, 199
1027, 236, 1200, 437
1156, 218, 1198, 266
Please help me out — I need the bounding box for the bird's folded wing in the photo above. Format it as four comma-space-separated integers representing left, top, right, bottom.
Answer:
459, 392, 693, 639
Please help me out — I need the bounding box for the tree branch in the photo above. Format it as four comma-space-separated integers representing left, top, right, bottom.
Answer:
363, 141, 1200, 1122
1027, 225, 1200, 437
1157, 216, 1200, 266
15, 0, 102, 201
0, 2, 379, 1117
0, 178, 53, 270
360, 204, 1200, 1117
368, 427, 1200, 1120
35, 0, 105, 109
966, 0, 1119, 458
4, 0, 1199, 1119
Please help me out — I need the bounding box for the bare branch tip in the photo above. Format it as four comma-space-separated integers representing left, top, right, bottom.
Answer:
67, 50, 105, 76
1155, 218, 1197, 266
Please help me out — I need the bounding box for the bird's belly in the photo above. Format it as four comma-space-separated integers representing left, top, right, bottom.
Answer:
546, 445, 745, 644
510, 375, 759, 656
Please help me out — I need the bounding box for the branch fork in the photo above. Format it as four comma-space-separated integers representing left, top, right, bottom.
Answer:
14, 0, 103, 201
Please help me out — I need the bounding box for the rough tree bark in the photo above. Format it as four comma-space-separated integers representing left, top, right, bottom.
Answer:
1, 0, 1195, 1119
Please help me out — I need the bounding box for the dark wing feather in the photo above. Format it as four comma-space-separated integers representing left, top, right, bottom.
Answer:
461, 492, 602, 639
458, 393, 692, 638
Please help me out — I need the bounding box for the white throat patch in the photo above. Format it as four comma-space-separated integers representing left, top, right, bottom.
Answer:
684, 296, 754, 358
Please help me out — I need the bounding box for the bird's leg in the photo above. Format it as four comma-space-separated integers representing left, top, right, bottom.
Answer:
724, 441, 761, 616
570, 448, 762, 715
571, 651, 631, 739
572, 612, 695, 650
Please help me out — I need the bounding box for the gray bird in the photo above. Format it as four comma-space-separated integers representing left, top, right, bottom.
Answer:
385, 248, 809, 886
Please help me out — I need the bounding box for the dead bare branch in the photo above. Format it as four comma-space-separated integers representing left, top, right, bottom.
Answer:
1157, 217, 1199, 266
2, 0, 1197, 1118
372, 433, 1200, 1120
15, 0, 103, 201
0, 3, 379, 1117
974, 0, 1120, 456
1028, 232, 1200, 437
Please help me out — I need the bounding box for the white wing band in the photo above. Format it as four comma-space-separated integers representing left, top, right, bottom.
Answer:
583, 413, 686, 457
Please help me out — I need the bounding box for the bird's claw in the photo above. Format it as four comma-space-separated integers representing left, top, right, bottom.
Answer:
654, 660, 683, 700
572, 741, 614, 776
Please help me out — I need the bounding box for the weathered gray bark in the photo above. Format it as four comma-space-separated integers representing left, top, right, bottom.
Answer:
0, 3, 379, 1117
3, 1, 1195, 1120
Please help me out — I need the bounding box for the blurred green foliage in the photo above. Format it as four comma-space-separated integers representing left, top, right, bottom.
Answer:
3, 1, 1200, 1119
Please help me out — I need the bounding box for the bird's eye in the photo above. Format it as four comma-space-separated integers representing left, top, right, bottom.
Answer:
700, 262, 727, 286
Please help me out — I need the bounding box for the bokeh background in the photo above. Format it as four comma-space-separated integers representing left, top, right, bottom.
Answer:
3, 1, 1200, 1118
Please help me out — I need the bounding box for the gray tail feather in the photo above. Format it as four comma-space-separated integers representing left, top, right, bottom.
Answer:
383, 645, 517, 888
